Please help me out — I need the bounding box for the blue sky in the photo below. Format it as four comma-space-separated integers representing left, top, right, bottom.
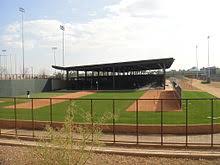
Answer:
0, 0, 220, 74
0, 0, 117, 27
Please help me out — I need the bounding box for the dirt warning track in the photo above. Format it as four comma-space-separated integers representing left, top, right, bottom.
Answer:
127, 90, 181, 112
5, 91, 95, 110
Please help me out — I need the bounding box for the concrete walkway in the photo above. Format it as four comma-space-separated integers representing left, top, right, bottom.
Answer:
1, 129, 220, 147
1, 137, 220, 159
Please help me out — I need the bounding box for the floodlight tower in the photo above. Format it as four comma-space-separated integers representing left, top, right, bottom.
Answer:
60, 25, 65, 66
19, 7, 25, 78
196, 45, 199, 79
207, 36, 211, 83
1, 50, 7, 74
52, 47, 57, 65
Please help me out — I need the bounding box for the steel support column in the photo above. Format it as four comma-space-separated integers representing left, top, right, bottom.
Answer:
66, 70, 69, 81
163, 64, 166, 90
113, 66, 115, 90
85, 70, 87, 89
76, 70, 79, 89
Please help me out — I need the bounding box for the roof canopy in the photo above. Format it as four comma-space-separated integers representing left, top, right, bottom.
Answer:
52, 58, 174, 72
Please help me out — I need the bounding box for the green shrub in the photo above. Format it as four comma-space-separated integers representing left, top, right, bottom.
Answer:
30, 102, 111, 165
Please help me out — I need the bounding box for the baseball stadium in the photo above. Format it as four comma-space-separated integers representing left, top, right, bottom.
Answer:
1, 57, 220, 147
2, 1, 220, 164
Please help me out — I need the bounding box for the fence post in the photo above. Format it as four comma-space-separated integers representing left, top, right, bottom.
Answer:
31, 98, 35, 138
112, 99, 115, 143
14, 98, 17, 137
211, 99, 214, 147
50, 98, 52, 127
90, 99, 93, 142
136, 99, 139, 144
161, 99, 163, 146
185, 99, 188, 147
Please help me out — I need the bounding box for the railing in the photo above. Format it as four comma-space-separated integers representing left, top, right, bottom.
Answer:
0, 74, 52, 80
0, 97, 220, 147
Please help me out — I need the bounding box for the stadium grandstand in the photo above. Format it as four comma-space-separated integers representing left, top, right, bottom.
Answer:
52, 57, 174, 90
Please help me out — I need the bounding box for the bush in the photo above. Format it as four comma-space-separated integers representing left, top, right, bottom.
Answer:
30, 102, 110, 165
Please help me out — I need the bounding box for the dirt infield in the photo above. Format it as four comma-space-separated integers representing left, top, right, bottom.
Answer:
5, 91, 95, 110
127, 90, 181, 112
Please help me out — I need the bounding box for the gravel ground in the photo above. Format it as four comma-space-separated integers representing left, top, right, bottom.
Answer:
0, 145, 220, 165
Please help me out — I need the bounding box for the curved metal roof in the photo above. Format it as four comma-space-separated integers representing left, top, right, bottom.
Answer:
52, 57, 174, 72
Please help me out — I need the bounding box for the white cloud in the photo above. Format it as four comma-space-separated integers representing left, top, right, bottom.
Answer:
105, 0, 164, 18
1, 0, 220, 74
88, 11, 97, 17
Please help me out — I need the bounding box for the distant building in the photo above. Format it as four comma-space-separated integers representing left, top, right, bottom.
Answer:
187, 66, 198, 72
200, 66, 217, 75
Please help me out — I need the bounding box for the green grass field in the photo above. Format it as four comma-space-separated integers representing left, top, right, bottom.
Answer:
0, 90, 220, 124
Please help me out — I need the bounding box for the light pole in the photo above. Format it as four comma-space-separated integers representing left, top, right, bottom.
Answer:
196, 45, 199, 79
19, 7, 25, 78
60, 25, 65, 66
1, 50, 7, 74
207, 36, 210, 83
31, 66, 33, 78
52, 47, 57, 65
14, 53, 17, 75
9, 53, 12, 75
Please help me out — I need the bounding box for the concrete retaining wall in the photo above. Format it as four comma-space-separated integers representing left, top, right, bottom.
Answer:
1, 120, 220, 135
0, 79, 68, 97
51, 79, 67, 91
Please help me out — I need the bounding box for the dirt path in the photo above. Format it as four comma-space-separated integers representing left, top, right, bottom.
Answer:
4, 91, 95, 110
192, 79, 220, 98
127, 90, 181, 112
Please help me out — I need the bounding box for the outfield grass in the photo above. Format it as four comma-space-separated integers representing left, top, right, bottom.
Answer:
0, 90, 220, 124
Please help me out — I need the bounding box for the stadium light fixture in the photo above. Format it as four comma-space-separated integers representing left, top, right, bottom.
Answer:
19, 7, 25, 13
19, 7, 25, 78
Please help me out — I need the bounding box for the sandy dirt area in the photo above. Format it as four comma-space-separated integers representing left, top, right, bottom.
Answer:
192, 79, 220, 98
127, 90, 181, 112
176, 78, 200, 91
205, 81, 220, 88
4, 91, 95, 110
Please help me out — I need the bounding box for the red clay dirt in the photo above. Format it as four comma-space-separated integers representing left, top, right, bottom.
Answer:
4, 91, 95, 110
127, 90, 181, 112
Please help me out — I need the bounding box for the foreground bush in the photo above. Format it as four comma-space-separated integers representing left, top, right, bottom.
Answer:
30, 102, 109, 165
